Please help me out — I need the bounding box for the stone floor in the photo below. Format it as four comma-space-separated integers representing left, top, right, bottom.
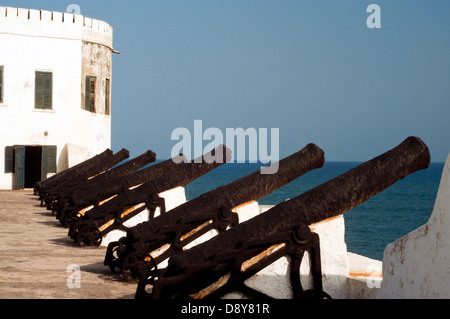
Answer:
0, 190, 137, 299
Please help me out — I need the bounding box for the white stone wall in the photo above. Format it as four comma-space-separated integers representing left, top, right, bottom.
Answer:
310, 216, 350, 298
0, 6, 113, 189
379, 154, 450, 299
347, 253, 382, 299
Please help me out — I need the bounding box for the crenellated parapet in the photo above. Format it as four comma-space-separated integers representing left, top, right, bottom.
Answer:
0, 6, 113, 49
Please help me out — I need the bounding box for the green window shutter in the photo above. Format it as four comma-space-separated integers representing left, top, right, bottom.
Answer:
90, 77, 96, 112
85, 76, 96, 113
85, 76, 90, 111
35, 71, 52, 110
42, 146, 57, 181
4, 146, 15, 173
0, 66, 4, 103
15, 146, 25, 189
43, 72, 52, 110
105, 78, 110, 115
35, 72, 44, 109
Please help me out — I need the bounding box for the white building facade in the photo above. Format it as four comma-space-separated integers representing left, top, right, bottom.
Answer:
0, 6, 115, 189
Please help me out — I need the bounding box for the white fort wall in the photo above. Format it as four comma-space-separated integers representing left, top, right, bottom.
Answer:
0, 6, 113, 189
379, 153, 450, 299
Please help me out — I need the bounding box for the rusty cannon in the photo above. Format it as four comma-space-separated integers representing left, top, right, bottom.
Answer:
39, 148, 131, 207
34, 148, 113, 199
56, 154, 186, 227
41, 148, 131, 207
68, 145, 231, 247
137, 136, 430, 300
103, 143, 325, 283
47, 150, 156, 215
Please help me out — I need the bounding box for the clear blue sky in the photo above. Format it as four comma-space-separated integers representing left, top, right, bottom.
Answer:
2, 0, 450, 162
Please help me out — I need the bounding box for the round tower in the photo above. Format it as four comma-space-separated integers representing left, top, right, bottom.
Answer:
0, 6, 116, 189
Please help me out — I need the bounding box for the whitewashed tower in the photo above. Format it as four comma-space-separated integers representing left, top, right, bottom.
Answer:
0, 6, 116, 189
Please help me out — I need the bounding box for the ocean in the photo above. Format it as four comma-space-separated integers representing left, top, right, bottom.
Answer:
183, 161, 445, 261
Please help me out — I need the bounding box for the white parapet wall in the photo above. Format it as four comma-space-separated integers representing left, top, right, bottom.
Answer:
378, 153, 450, 299
347, 253, 382, 299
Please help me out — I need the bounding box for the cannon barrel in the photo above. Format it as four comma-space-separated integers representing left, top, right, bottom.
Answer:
48, 150, 156, 210
154, 136, 430, 298
39, 149, 130, 208
69, 145, 231, 246
127, 143, 325, 246
74, 154, 187, 205
121, 155, 186, 188
48, 150, 156, 214
108, 143, 325, 282
42, 148, 130, 200
57, 154, 186, 226
34, 149, 113, 196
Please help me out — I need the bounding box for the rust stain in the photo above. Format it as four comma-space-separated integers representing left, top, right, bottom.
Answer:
98, 203, 145, 233
150, 243, 170, 259
128, 183, 143, 190
99, 218, 115, 233
77, 195, 116, 218
349, 272, 383, 278
241, 243, 286, 272
180, 220, 213, 242
78, 205, 94, 216
232, 201, 257, 212
87, 170, 107, 180
99, 194, 117, 206
309, 215, 343, 229
120, 202, 146, 219
190, 273, 231, 299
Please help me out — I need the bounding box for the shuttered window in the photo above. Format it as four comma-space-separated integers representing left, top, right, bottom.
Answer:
85, 76, 96, 113
35, 71, 53, 110
0, 66, 4, 103
42, 146, 57, 180
105, 78, 110, 116
4, 146, 14, 173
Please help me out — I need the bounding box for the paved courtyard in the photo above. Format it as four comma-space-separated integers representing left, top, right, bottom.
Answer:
0, 190, 137, 299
